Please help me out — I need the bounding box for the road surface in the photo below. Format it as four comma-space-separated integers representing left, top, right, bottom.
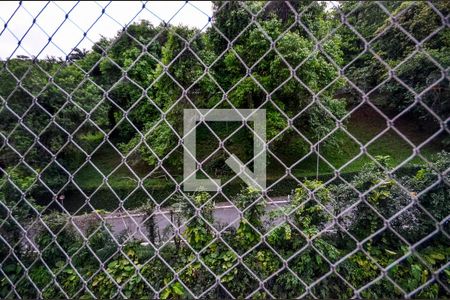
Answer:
71, 197, 291, 244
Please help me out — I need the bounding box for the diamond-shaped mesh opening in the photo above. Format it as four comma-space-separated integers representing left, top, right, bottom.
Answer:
268, 269, 307, 298
266, 221, 307, 259
344, 2, 392, 41
209, 49, 247, 92
220, 264, 260, 298
362, 229, 408, 268
371, 26, 416, 68
243, 246, 283, 280
233, 24, 272, 67
420, 78, 450, 121
252, 50, 291, 93
289, 245, 334, 286
424, 26, 450, 68
313, 226, 358, 263
179, 258, 216, 297
344, 51, 389, 93
336, 251, 383, 290
391, 204, 439, 244
0, 1, 449, 299
358, 277, 399, 298
5, 88, 35, 117
397, 54, 443, 94
257, 1, 296, 33
311, 273, 356, 298
372, 78, 416, 116
387, 245, 449, 297
340, 201, 385, 241
396, 2, 444, 42
5, 126, 36, 156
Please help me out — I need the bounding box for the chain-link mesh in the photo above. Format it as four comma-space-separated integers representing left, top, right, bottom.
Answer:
0, 1, 449, 299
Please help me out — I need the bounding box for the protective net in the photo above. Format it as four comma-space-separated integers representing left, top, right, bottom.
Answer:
0, 1, 449, 299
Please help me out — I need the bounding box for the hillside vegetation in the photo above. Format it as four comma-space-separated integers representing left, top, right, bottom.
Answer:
0, 1, 449, 298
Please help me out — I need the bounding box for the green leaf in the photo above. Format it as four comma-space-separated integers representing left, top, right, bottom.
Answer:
411, 264, 422, 280
124, 266, 133, 272
160, 288, 171, 300
172, 282, 184, 296
429, 253, 445, 261
315, 255, 322, 265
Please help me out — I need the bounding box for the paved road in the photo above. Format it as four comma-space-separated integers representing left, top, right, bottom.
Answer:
71, 197, 291, 243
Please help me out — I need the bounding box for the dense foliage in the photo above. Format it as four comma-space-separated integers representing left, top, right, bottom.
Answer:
338, 1, 450, 122
0, 1, 449, 298
0, 154, 449, 298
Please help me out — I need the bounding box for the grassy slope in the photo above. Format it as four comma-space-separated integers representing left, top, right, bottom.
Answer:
288, 108, 441, 178
74, 108, 443, 191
